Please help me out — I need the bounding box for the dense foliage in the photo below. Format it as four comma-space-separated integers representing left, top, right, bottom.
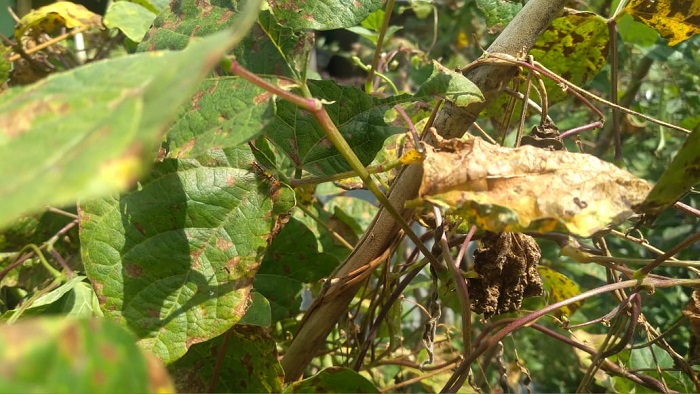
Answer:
1, 0, 699, 392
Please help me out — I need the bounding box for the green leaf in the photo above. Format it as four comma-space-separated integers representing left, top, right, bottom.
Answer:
415, 60, 484, 107
0, 318, 174, 393
238, 291, 272, 326
255, 218, 337, 322
265, 80, 411, 176
284, 367, 378, 393
475, 0, 522, 32
138, 1, 310, 80
636, 127, 700, 218
268, 0, 383, 31
122, 0, 169, 15
617, 13, 660, 48
138, 0, 244, 51
79, 144, 293, 364
0, 30, 242, 229
104, 1, 157, 43
63, 281, 104, 318
169, 325, 283, 392
293, 200, 355, 263
166, 77, 275, 159
530, 11, 609, 104
0, 276, 87, 321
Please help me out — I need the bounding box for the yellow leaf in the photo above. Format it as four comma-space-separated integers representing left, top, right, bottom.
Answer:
15, 1, 103, 40
624, 0, 700, 46
408, 132, 652, 237
537, 266, 583, 318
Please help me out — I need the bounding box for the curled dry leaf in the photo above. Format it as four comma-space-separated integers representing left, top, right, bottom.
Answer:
683, 290, 700, 365
409, 133, 652, 237
469, 232, 543, 318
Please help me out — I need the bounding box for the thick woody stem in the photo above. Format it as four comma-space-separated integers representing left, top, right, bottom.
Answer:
280, 0, 571, 382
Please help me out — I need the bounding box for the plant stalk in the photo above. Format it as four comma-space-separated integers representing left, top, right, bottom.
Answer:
280, 0, 571, 382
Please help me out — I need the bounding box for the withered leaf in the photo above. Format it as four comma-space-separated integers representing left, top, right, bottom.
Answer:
409, 134, 651, 237
683, 290, 700, 365
469, 232, 542, 318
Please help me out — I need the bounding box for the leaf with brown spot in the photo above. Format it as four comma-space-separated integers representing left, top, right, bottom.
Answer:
0, 318, 173, 393
409, 133, 651, 237
139, 1, 311, 80
537, 265, 583, 318
168, 325, 283, 392
268, 0, 382, 30
0, 30, 244, 228
529, 10, 609, 104
80, 144, 294, 364
624, 0, 700, 46
166, 78, 275, 159
15, 1, 103, 40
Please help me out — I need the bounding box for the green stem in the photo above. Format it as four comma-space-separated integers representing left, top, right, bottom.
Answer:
289, 159, 402, 187
21, 244, 62, 280
365, 0, 396, 93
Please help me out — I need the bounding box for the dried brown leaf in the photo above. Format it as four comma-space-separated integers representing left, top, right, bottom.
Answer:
469, 232, 542, 318
683, 290, 700, 365
410, 133, 651, 237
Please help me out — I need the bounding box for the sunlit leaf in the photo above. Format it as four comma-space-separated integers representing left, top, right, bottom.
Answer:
79, 145, 294, 364
138, 0, 311, 79
268, 0, 383, 31
126, 0, 169, 14
475, 0, 522, 32
103, 1, 156, 43
166, 77, 276, 159
0, 30, 241, 228
537, 266, 583, 318
530, 11, 609, 104
409, 133, 652, 237
624, 0, 700, 46
415, 60, 484, 107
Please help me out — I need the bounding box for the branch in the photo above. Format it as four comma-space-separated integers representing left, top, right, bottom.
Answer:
280, 0, 571, 382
